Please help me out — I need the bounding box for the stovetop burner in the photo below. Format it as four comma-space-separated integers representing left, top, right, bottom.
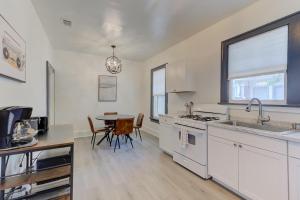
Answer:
179, 115, 220, 122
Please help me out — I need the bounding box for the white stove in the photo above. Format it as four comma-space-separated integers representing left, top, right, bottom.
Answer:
172, 111, 227, 179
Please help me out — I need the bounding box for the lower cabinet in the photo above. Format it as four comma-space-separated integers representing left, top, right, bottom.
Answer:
159, 123, 176, 155
289, 157, 300, 200
208, 134, 288, 200
239, 144, 288, 200
208, 135, 238, 190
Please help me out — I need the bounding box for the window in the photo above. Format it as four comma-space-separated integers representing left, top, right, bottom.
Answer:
151, 64, 167, 122
230, 73, 285, 103
221, 11, 300, 106
228, 26, 287, 104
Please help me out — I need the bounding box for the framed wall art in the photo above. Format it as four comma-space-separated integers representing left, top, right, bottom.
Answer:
0, 15, 26, 82
98, 75, 117, 102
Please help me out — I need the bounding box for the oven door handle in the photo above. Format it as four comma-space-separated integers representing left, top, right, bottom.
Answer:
174, 123, 206, 131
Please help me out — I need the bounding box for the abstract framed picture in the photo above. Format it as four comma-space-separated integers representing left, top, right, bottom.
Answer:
0, 15, 26, 82
98, 75, 117, 102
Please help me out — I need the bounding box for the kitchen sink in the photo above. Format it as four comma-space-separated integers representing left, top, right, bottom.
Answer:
218, 120, 290, 133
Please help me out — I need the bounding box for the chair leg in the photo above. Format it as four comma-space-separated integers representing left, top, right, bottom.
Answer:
126, 135, 134, 148
106, 131, 110, 142
92, 134, 96, 149
135, 128, 138, 138
110, 134, 115, 146
91, 134, 94, 144
138, 128, 142, 142
129, 136, 134, 148
114, 135, 119, 152
118, 136, 120, 149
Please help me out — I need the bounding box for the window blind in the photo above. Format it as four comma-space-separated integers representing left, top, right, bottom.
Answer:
152, 68, 165, 95
228, 25, 288, 79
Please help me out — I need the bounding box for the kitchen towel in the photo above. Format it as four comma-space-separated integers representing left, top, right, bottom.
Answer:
180, 128, 188, 148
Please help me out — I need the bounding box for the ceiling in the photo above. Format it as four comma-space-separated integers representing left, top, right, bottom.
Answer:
31, 0, 256, 61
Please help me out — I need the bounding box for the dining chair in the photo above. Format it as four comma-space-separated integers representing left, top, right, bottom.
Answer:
134, 113, 144, 142
87, 116, 107, 149
104, 112, 118, 144
111, 118, 134, 152
104, 112, 118, 127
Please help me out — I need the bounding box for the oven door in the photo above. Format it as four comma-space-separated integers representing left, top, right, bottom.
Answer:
174, 125, 207, 165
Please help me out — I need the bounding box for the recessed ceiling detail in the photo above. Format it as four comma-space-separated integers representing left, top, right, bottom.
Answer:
31, 0, 256, 61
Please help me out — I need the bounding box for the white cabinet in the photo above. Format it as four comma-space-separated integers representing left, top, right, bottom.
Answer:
208, 127, 288, 200
208, 135, 238, 190
159, 117, 176, 155
239, 144, 288, 200
166, 60, 195, 93
289, 157, 300, 200
288, 142, 300, 200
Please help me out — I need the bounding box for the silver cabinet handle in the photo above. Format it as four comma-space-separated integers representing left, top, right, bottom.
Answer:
239, 144, 242, 148
233, 143, 237, 147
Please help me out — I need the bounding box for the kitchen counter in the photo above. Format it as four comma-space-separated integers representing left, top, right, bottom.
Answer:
159, 113, 180, 118
208, 120, 300, 143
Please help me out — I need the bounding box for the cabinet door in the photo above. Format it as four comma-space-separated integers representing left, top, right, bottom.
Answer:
166, 60, 186, 92
239, 144, 288, 200
289, 157, 300, 200
159, 124, 176, 155
208, 135, 238, 190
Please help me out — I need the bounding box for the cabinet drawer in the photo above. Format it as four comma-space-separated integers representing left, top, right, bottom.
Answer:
288, 142, 300, 159
173, 152, 208, 179
208, 126, 287, 155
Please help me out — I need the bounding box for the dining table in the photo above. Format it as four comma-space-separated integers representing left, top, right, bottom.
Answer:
95, 114, 135, 146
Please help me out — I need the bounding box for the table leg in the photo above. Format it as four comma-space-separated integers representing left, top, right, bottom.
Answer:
96, 131, 110, 146
70, 144, 74, 200
1, 156, 6, 199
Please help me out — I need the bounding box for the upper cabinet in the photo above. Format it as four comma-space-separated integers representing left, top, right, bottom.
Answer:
166, 59, 196, 93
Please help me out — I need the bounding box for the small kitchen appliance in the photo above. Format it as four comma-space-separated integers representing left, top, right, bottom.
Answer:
0, 106, 36, 149
30, 116, 48, 134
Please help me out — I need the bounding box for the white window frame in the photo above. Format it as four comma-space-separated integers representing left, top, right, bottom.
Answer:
229, 72, 287, 105
151, 65, 167, 121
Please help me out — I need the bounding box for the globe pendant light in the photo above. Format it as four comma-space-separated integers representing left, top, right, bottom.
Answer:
105, 45, 122, 74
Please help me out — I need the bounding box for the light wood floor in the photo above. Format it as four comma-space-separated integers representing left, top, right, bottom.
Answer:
73, 132, 241, 200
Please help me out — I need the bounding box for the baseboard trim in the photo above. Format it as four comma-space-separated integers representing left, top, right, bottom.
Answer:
141, 126, 159, 138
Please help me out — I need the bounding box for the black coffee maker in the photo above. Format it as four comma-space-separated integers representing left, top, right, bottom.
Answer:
0, 106, 33, 149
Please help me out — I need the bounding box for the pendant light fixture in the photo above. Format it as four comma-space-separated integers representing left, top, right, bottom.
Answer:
105, 45, 122, 74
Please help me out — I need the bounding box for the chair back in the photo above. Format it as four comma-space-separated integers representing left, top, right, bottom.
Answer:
114, 118, 134, 135
136, 113, 144, 127
104, 112, 118, 126
87, 116, 95, 134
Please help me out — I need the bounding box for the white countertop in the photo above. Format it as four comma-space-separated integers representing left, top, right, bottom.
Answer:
159, 114, 178, 118
208, 120, 300, 143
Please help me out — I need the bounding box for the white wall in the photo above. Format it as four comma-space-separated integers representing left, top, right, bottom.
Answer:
53, 50, 144, 135
142, 0, 300, 136
0, 0, 53, 116
0, 0, 53, 175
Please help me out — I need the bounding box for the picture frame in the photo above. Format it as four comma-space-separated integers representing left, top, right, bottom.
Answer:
98, 75, 117, 102
0, 14, 26, 82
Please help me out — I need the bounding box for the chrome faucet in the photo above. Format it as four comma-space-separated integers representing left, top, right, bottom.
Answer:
245, 98, 270, 125
184, 101, 194, 116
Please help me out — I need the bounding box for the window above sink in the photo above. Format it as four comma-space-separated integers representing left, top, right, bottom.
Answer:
220, 12, 300, 107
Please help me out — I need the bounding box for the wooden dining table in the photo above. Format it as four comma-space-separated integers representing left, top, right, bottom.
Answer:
95, 114, 135, 121
95, 114, 135, 146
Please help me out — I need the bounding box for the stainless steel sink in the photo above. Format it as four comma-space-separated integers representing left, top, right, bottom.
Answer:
218, 120, 290, 133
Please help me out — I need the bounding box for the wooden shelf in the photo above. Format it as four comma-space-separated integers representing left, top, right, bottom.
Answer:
49, 194, 71, 200
51, 194, 70, 200
0, 165, 71, 190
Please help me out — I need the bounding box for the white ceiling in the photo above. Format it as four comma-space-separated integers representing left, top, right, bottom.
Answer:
31, 0, 255, 61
